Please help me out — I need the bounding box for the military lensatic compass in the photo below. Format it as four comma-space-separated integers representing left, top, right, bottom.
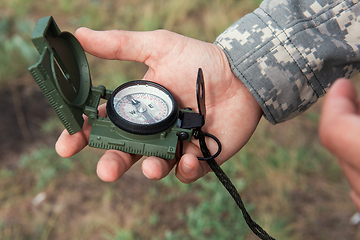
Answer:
28, 16, 212, 160
29, 16, 275, 240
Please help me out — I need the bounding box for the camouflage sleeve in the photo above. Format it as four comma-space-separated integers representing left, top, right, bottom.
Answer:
215, 0, 360, 124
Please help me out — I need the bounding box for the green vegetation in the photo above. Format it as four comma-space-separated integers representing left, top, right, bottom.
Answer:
20, 147, 74, 190
0, 18, 37, 85
1, 0, 359, 240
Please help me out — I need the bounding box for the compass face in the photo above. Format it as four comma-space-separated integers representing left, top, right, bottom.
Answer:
107, 81, 178, 135
114, 88, 172, 125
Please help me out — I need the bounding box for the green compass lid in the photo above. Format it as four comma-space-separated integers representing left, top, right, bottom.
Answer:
29, 16, 92, 134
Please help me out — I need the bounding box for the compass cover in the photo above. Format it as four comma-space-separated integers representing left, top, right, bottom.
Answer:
29, 16, 92, 134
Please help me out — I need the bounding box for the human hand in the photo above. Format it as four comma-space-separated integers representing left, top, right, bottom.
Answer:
319, 78, 360, 210
55, 28, 263, 183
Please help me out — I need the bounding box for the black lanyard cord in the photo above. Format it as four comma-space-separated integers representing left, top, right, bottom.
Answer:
194, 129, 276, 240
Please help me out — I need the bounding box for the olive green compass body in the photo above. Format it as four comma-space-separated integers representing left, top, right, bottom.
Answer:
28, 16, 199, 159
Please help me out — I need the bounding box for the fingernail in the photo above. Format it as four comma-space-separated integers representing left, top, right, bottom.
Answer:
182, 162, 194, 174
142, 168, 150, 179
142, 165, 155, 180
142, 159, 160, 180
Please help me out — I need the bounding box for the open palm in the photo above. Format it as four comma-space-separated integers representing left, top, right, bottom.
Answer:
56, 28, 262, 183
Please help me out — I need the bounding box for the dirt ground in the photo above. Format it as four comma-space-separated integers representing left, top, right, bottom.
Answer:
0, 76, 55, 161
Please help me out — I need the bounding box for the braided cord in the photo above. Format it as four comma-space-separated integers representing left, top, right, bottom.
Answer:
196, 130, 276, 240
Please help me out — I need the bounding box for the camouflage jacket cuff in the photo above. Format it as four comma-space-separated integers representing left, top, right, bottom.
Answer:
215, 0, 360, 124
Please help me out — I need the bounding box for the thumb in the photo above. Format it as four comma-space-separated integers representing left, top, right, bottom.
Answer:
321, 78, 358, 118
74, 27, 177, 65
319, 78, 358, 132
319, 78, 360, 161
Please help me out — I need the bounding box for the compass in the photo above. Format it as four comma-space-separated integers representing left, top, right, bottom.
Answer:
107, 80, 179, 135
28, 16, 203, 159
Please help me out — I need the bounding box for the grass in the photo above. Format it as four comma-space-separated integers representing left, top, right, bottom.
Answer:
1, 0, 360, 239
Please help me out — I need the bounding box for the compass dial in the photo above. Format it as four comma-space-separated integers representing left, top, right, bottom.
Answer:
115, 93, 170, 124
107, 81, 178, 135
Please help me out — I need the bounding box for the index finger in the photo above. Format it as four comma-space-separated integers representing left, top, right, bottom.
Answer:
74, 27, 177, 65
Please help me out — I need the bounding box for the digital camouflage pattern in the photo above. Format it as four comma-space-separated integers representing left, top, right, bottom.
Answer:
215, 0, 360, 124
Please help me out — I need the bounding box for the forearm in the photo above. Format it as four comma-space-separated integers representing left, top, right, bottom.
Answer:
215, 0, 360, 124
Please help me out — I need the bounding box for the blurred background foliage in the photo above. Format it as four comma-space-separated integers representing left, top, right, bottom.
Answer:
0, 0, 359, 239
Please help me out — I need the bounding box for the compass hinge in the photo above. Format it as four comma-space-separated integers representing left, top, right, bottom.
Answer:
84, 85, 109, 124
